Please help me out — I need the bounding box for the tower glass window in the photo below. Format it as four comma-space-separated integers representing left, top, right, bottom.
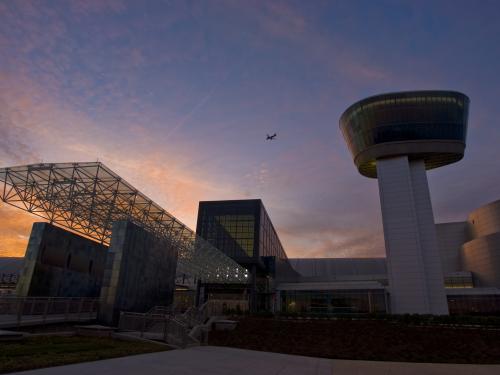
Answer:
196, 199, 288, 263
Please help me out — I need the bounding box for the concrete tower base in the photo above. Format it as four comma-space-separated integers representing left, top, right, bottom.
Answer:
377, 156, 448, 315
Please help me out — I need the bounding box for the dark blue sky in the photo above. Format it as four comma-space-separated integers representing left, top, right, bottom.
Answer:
1, 0, 499, 257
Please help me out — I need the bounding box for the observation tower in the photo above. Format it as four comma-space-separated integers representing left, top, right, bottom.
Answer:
340, 90, 469, 314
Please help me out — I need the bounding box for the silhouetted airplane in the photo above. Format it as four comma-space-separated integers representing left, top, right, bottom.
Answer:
266, 133, 277, 140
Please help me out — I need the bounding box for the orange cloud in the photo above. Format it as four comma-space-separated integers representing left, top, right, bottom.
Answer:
0, 64, 248, 249
0, 203, 41, 257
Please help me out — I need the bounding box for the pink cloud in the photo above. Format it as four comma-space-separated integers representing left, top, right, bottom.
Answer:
0, 1, 400, 260
68, 0, 126, 15
0, 66, 250, 255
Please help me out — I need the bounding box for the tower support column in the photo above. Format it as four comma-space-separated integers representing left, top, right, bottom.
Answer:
377, 156, 448, 315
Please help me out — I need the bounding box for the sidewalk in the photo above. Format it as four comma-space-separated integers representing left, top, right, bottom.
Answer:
12, 346, 500, 375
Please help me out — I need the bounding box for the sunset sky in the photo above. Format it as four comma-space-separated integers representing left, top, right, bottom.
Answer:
1, 0, 500, 258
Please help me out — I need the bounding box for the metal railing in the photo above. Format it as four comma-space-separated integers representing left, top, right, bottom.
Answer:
0, 297, 98, 328
180, 300, 218, 327
146, 305, 173, 316
118, 310, 199, 348
165, 318, 200, 348
118, 300, 235, 348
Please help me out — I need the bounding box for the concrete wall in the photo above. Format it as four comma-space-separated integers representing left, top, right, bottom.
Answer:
435, 222, 468, 274
99, 221, 178, 325
377, 156, 448, 314
16, 222, 108, 297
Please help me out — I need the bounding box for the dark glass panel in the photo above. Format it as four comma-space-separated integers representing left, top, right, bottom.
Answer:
340, 92, 469, 159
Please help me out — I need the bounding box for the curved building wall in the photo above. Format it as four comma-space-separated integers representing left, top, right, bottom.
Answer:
460, 200, 500, 288
467, 200, 500, 238
461, 232, 500, 288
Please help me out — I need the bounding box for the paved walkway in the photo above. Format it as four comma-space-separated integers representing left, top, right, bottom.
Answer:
13, 346, 500, 375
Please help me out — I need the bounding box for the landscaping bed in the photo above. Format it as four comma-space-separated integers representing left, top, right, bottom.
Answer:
0, 335, 169, 373
208, 317, 500, 363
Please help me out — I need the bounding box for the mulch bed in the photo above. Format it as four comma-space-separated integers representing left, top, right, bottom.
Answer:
208, 317, 500, 363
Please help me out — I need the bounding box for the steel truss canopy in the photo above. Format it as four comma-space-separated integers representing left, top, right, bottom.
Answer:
0, 162, 248, 284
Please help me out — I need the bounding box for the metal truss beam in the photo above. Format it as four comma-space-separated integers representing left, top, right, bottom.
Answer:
0, 162, 248, 284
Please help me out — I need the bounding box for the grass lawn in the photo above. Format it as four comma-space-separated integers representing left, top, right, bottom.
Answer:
209, 317, 500, 364
0, 335, 169, 374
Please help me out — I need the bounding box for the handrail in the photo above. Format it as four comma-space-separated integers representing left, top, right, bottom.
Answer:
119, 310, 198, 348
0, 296, 98, 328
117, 299, 247, 348
146, 305, 173, 316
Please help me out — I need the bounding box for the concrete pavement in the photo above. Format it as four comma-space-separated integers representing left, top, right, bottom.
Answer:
12, 346, 500, 375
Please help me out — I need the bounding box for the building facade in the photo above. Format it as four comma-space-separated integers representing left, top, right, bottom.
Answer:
279, 199, 500, 316
3, 163, 500, 317
278, 258, 389, 314
0, 162, 248, 325
3, 199, 500, 315
196, 199, 298, 311
195, 196, 500, 315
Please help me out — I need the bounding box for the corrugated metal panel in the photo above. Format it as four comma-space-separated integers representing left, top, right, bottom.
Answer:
288, 258, 387, 282
277, 281, 385, 291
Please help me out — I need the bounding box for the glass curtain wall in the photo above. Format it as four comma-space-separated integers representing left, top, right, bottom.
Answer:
340, 92, 469, 156
447, 295, 500, 315
213, 214, 255, 257
280, 289, 387, 315
198, 209, 256, 261
444, 274, 474, 288
260, 206, 287, 260
197, 199, 289, 263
